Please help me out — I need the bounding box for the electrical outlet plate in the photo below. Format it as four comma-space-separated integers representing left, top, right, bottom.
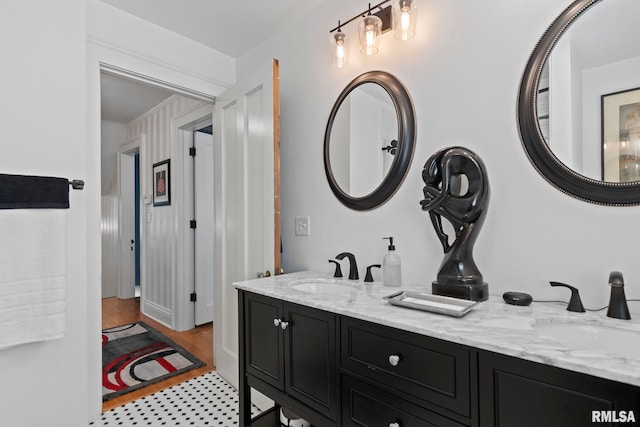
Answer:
295, 216, 310, 236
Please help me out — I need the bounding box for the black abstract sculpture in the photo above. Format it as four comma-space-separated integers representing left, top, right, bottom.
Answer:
420, 147, 489, 301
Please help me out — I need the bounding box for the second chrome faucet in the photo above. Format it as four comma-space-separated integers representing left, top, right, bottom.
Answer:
607, 271, 631, 320
335, 252, 359, 280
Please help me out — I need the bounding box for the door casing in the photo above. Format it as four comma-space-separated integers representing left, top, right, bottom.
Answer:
172, 104, 215, 331
118, 136, 144, 300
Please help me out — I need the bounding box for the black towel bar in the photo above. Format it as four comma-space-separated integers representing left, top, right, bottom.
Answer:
68, 180, 84, 190
1, 173, 72, 209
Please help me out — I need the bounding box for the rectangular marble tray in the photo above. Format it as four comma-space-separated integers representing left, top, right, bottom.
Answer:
383, 291, 477, 317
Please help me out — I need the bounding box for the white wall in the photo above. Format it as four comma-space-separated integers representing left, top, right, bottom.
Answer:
238, 0, 640, 309
101, 119, 127, 193
0, 1, 89, 426
86, 0, 234, 96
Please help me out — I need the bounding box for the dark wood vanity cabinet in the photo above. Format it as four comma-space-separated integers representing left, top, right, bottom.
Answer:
240, 292, 338, 425
239, 291, 472, 427
239, 290, 640, 427
478, 351, 640, 427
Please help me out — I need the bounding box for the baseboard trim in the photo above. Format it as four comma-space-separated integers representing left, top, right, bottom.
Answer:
141, 300, 172, 328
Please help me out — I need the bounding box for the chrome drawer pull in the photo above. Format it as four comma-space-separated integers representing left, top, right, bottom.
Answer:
280, 321, 289, 330
273, 318, 281, 327
389, 422, 401, 427
388, 354, 401, 366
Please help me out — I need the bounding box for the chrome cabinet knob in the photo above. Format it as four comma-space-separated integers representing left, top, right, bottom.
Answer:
388, 354, 401, 367
389, 422, 401, 427
280, 321, 289, 330
273, 318, 281, 327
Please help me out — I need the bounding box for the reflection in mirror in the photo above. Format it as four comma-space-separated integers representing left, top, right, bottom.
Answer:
519, 0, 640, 205
536, 0, 640, 182
328, 83, 398, 197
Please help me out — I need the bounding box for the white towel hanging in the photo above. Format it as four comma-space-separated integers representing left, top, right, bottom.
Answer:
0, 209, 67, 350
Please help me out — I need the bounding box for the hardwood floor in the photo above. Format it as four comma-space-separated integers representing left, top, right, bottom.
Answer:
101, 297, 214, 412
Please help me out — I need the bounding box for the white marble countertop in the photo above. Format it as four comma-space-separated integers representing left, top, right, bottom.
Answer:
234, 271, 640, 387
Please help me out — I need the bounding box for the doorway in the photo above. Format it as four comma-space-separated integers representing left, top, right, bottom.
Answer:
100, 70, 216, 329
118, 143, 140, 300
99, 70, 216, 409
174, 115, 216, 330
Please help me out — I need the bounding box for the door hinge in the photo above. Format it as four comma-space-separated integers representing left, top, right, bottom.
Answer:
190, 292, 197, 302
190, 219, 197, 229
189, 146, 196, 157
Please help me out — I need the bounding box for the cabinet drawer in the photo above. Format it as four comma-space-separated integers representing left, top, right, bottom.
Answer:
341, 317, 470, 416
342, 376, 466, 427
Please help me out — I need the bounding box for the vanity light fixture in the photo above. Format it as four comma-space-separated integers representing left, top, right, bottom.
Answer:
394, 0, 417, 40
328, 0, 397, 66
328, 0, 418, 66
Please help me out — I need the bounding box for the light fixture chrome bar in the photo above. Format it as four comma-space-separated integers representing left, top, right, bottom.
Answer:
329, 0, 392, 33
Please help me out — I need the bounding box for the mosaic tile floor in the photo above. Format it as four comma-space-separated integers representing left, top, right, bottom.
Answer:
90, 372, 260, 426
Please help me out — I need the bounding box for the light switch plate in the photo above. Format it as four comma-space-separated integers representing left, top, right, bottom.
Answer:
295, 216, 310, 236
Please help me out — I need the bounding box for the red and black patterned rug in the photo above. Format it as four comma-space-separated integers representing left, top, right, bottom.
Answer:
102, 321, 204, 401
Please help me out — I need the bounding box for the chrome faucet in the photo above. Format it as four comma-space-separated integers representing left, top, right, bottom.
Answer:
335, 252, 359, 280
607, 271, 631, 320
328, 260, 343, 278
550, 282, 585, 312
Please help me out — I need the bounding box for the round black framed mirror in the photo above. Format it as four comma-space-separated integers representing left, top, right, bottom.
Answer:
518, 0, 640, 206
324, 71, 416, 210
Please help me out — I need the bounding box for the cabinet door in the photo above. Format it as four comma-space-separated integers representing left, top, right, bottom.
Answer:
244, 292, 284, 390
479, 351, 640, 427
284, 302, 338, 420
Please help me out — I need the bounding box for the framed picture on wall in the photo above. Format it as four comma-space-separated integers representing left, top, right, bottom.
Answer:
152, 159, 171, 206
602, 87, 640, 182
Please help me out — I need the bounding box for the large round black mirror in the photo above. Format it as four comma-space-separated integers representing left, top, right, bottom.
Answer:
324, 71, 416, 210
518, 0, 640, 206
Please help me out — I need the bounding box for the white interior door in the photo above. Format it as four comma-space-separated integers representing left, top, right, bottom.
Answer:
194, 131, 215, 325
214, 59, 280, 389
119, 152, 136, 299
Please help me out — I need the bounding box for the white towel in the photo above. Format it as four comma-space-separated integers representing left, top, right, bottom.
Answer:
0, 209, 67, 350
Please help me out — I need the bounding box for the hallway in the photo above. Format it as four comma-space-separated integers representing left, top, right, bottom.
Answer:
101, 297, 214, 412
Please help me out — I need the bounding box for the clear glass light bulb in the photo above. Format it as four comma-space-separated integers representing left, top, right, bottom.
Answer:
359, 14, 381, 55
365, 28, 375, 54
330, 30, 348, 68
394, 0, 417, 41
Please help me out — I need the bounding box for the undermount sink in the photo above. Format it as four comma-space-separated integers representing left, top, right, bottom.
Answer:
290, 278, 359, 294
533, 320, 640, 358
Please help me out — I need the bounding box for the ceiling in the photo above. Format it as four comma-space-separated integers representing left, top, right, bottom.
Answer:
99, 0, 330, 125
101, 73, 174, 124
99, 0, 330, 58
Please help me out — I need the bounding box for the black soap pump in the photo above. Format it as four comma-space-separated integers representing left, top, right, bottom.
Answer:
382, 237, 402, 287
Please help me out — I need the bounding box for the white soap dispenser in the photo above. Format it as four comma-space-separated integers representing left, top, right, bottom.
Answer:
382, 237, 402, 287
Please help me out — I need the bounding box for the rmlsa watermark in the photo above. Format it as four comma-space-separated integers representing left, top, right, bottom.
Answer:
592, 410, 636, 423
